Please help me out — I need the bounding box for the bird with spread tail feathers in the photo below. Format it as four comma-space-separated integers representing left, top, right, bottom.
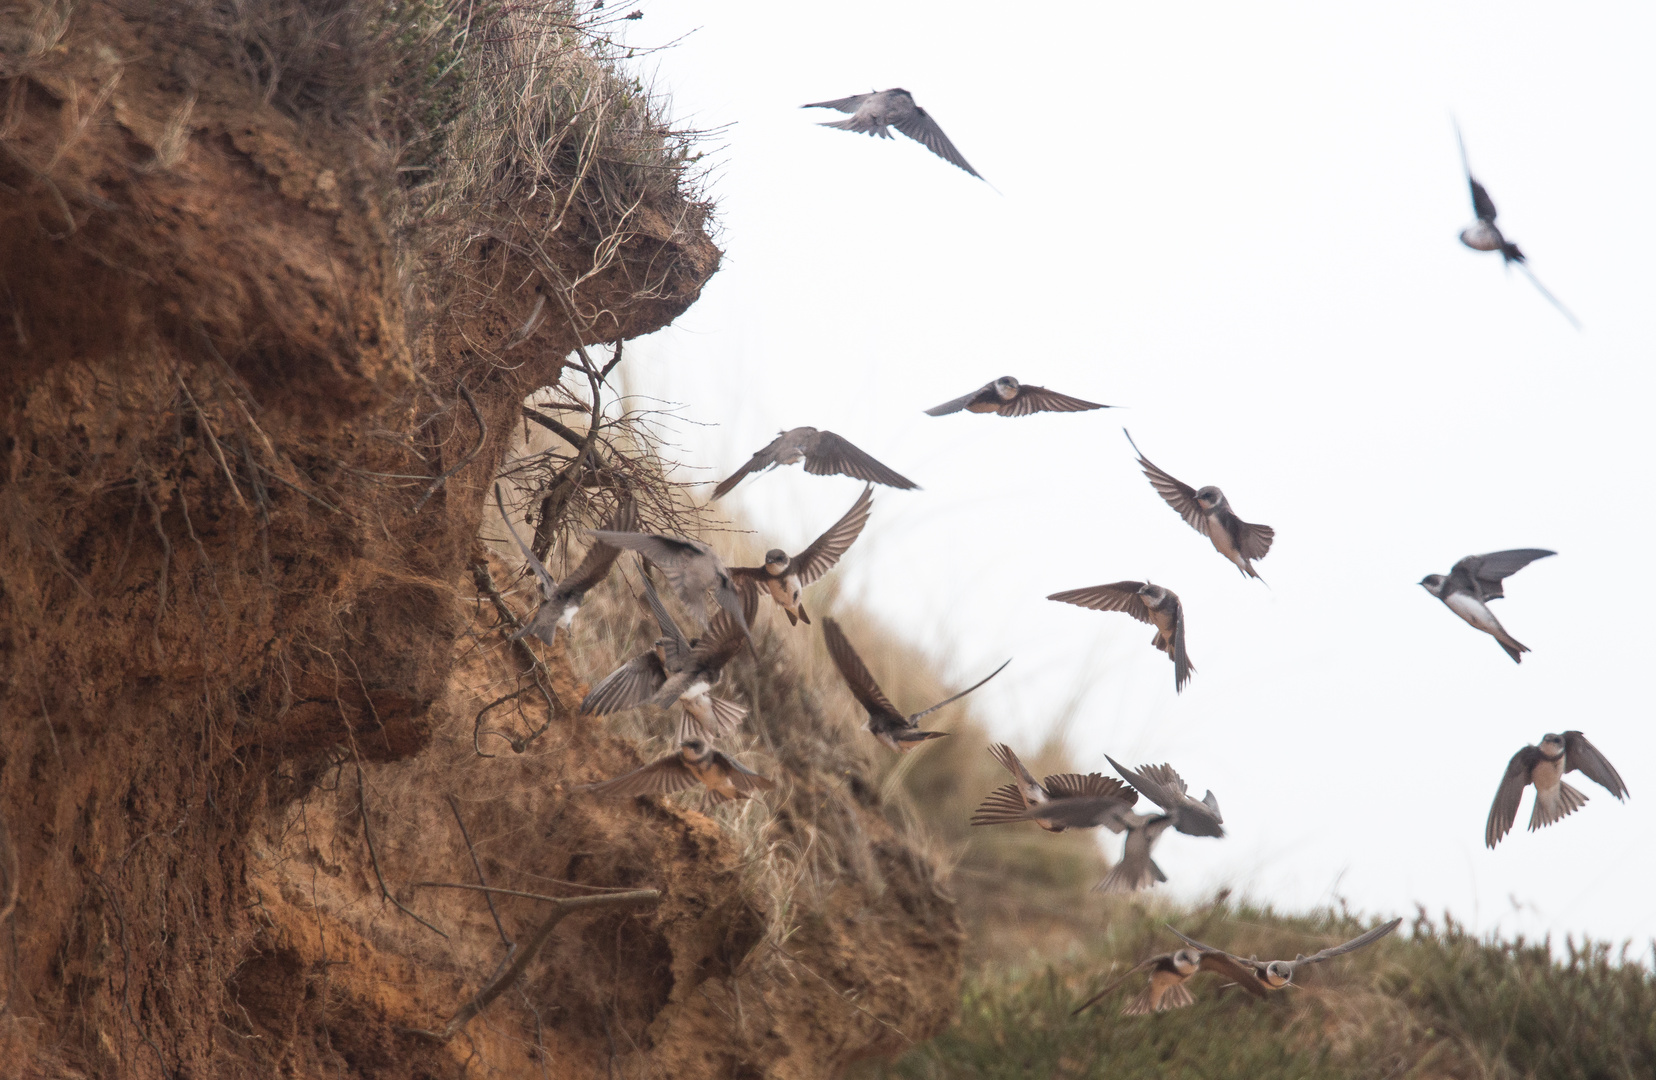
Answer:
821, 617, 1009, 753
578, 712, 774, 805
1072, 947, 1268, 1016
1485, 731, 1628, 848
970, 744, 1137, 832
1167, 918, 1403, 991
925, 376, 1109, 418
1125, 430, 1274, 580
730, 485, 873, 627
1419, 548, 1554, 663
803, 88, 985, 180
1048, 581, 1193, 692
493, 484, 634, 647
712, 427, 918, 500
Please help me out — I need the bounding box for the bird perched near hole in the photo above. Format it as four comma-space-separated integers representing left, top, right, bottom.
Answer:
1485, 731, 1627, 848
492, 484, 634, 647
1167, 918, 1403, 991
803, 88, 984, 180
1454, 122, 1580, 328
578, 713, 774, 806
730, 485, 873, 627
711, 427, 918, 501
1418, 548, 1554, 663
1048, 580, 1192, 693
1071, 947, 1267, 1017
970, 743, 1137, 832
925, 376, 1109, 418
1125, 430, 1273, 580
821, 618, 1008, 753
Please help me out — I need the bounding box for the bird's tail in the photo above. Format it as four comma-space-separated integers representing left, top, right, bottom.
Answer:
1496, 632, 1530, 664
1529, 781, 1588, 831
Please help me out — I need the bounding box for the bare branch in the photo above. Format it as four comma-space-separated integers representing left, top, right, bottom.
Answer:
413, 380, 487, 513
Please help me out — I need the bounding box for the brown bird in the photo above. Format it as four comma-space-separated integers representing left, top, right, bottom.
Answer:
731, 485, 873, 626
578, 714, 775, 805
822, 618, 1008, 752
1485, 731, 1628, 848
1168, 918, 1403, 990
493, 484, 635, 646
925, 376, 1110, 417
1072, 948, 1267, 1017
1048, 580, 1192, 692
970, 743, 1137, 831
583, 529, 752, 640
711, 427, 918, 500
1125, 430, 1274, 580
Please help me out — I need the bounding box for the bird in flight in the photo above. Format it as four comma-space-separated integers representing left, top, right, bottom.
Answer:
730, 486, 873, 626
1071, 947, 1266, 1017
1454, 122, 1580, 329
1048, 581, 1193, 692
578, 713, 774, 806
493, 484, 634, 647
711, 427, 918, 501
970, 743, 1137, 832
822, 617, 1008, 753
925, 376, 1109, 418
584, 529, 752, 641
1090, 759, 1224, 894
1418, 548, 1554, 663
803, 88, 985, 180
1485, 731, 1628, 848
1167, 918, 1403, 991
1125, 430, 1273, 580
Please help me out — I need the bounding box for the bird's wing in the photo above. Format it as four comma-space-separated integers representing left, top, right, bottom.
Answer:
493, 484, 558, 599
688, 596, 757, 671
800, 431, 919, 490
1071, 957, 1160, 1016
924, 382, 996, 416
1123, 430, 1207, 535
970, 783, 1034, 825
1001, 385, 1109, 417
822, 618, 905, 722
791, 485, 875, 586
557, 499, 638, 595
1109, 757, 1184, 813
1237, 521, 1275, 562
1043, 773, 1136, 805
801, 93, 871, 114
711, 434, 785, 500
1563, 731, 1628, 799
1047, 582, 1153, 624
988, 742, 1043, 791
713, 751, 776, 793
909, 658, 1011, 722
580, 651, 669, 716
1171, 598, 1192, 692
1197, 953, 1271, 998
1486, 746, 1542, 848
1514, 262, 1584, 330
1469, 177, 1499, 224
1293, 918, 1404, 966
639, 569, 692, 660
892, 107, 982, 179
581, 754, 698, 798
586, 530, 709, 569
1456, 549, 1555, 601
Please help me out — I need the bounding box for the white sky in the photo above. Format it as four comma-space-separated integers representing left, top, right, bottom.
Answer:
605, 1, 1656, 949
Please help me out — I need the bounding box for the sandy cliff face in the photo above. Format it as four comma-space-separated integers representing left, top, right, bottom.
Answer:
0, 4, 958, 1076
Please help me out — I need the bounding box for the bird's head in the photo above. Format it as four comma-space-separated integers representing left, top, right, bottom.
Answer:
1418, 574, 1446, 596
1171, 950, 1201, 976
680, 737, 709, 759
1194, 485, 1226, 511
764, 549, 790, 574
1138, 582, 1169, 606
1540, 733, 1566, 755
993, 376, 1020, 400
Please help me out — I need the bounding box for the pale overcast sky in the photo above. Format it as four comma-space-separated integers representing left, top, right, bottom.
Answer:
607, 2, 1656, 947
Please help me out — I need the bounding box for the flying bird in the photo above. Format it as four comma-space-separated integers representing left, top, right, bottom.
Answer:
579, 713, 775, 805
731, 485, 873, 626
1124, 430, 1273, 580
1107, 757, 1224, 839
711, 427, 918, 501
1094, 809, 1179, 894
585, 529, 751, 639
1454, 122, 1581, 329
925, 376, 1110, 418
493, 484, 635, 646
1167, 918, 1403, 991
1418, 549, 1554, 663
802, 88, 984, 180
970, 743, 1137, 831
1485, 731, 1628, 848
822, 617, 1008, 753
1071, 948, 1267, 1017
1048, 581, 1193, 692
580, 570, 757, 740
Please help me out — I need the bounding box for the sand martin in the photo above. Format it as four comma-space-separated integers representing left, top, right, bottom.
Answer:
493, 484, 635, 647
1419, 548, 1554, 663
802, 88, 984, 180
584, 529, 752, 640
1455, 122, 1581, 328
925, 376, 1110, 418
1048, 581, 1192, 692
1107, 757, 1224, 838
821, 617, 1009, 753
579, 714, 774, 804
731, 485, 873, 626
1071, 948, 1267, 1017
712, 427, 918, 500
1168, 918, 1403, 991
970, 743, 1138, 832
1125, 430, 1273, 580
580, 571, 756, 740
1486, 731, 1628, 848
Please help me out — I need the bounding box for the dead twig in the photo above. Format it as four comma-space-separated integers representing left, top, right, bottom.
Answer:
413, 380, 487, 513
445, 796, 510, 949
356, 764, 448, 939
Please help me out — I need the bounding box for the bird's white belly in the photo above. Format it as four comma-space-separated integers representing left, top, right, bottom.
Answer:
1444, 592, 1501, 634
1460, 223, 1503, 252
